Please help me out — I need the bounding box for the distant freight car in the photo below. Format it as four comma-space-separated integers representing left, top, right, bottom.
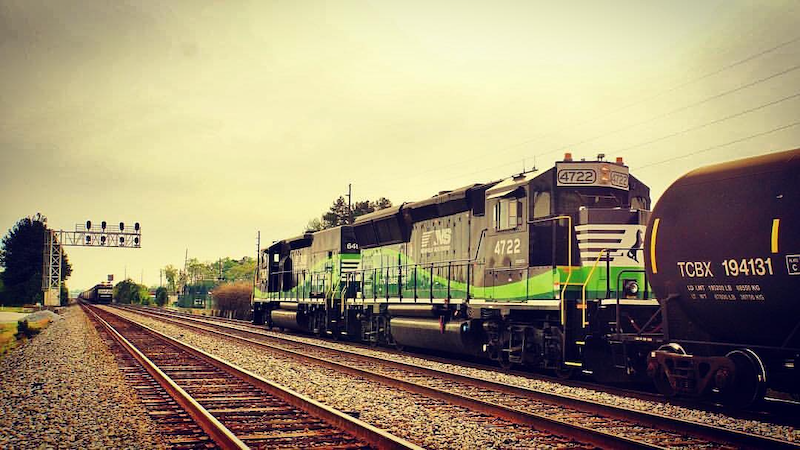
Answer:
78, 283, 113, 304
645, 148, 800, 407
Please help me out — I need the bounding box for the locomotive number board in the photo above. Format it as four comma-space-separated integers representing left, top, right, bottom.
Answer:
556, 162, 629, 190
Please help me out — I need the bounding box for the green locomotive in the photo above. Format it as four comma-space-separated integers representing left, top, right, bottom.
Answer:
254, 154, 658, 380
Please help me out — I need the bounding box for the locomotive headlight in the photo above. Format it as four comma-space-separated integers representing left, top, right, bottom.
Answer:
623, 279, 639, 297
599, 165, 611, 184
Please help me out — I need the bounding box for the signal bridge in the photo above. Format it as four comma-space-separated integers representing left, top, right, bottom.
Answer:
42, 221, 142, 306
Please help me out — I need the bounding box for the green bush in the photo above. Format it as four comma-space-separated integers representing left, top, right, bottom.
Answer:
155, 287, 168, 306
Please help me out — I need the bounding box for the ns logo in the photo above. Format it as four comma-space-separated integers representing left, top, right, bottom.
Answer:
422, 228, 452, 251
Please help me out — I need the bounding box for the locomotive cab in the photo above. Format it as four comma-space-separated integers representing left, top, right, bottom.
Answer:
475, 154, 658, 378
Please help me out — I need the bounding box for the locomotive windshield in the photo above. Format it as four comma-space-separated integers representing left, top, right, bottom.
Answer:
556, 188, 628, 214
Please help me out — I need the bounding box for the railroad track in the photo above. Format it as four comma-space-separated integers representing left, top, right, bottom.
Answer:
138, 305, 800, 428
82, 304, 419, 450
115, 305, 800, 449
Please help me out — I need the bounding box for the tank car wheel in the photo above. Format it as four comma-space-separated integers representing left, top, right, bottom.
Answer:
723, 348, 767, 409
653, 343, 685, 397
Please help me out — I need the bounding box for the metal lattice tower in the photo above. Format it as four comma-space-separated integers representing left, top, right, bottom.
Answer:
41, 230, 62, 306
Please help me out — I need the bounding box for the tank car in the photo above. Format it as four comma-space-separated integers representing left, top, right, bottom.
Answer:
644, 148, 800, 406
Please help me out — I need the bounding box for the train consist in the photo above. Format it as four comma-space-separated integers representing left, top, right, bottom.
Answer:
253, 149, 799, 406
78, 282, 113, 304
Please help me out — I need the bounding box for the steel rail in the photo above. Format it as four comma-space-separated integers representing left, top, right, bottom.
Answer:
83, 305, 249, 450
91, 305, 421, 450
133, 305, 800, 426
124, 304, 800, 450
116, 307, 683, 449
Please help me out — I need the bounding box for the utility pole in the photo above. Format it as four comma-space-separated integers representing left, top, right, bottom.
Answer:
347, 183, 352, 224
252, 231, 260, 304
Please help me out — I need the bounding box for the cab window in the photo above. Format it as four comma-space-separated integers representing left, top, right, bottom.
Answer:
532, 191, 551, 219
493, 198, 523, 231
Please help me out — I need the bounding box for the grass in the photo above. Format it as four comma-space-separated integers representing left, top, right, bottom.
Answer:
0, 322, 19, 357
0, 306, 35, 313
0, 317, 53, 359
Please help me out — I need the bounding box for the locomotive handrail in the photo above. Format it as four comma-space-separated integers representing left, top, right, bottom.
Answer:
263, 260, 484, 303
582, 249, 609, 327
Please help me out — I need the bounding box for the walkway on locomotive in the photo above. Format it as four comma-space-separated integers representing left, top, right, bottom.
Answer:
254, 155, 657, 314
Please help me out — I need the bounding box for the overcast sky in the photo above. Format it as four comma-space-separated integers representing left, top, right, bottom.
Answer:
1, 0, 799, 291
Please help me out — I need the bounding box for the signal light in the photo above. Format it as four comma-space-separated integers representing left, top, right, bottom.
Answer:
85, 235, 91, 244
100, 235, 106, 245
616, 156, 624, 165
101, 221, 107, 230
134, 236, 139, 245
119, 222, 125, 231
119, 236, 125, 244
564, 152, 573, 162
134, 222, 140, 232
86, 221, 92, 230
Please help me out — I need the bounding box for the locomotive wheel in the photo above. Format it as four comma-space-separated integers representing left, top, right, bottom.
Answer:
723, 348, 767, 409
498, 353, 513, 370
554, 366, 575, 380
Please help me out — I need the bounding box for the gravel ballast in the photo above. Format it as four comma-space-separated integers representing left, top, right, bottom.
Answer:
109, 307, 593, 449
0, 306, 164, 450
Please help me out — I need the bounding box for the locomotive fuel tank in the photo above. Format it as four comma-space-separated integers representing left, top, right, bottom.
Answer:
644, 148, 800, 348
389, 318, 482, 355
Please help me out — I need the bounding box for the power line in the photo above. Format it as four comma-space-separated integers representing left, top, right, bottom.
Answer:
360, 35, 800, 185
533, 62, 800, 160
635, 120, 800, 171
414, 65, 800, 190
612, 91, 800, 154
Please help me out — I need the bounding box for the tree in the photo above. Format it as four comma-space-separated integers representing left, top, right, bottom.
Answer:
321, 196, 351, 228
155, 287, 168, 306
163, 265, 178, 293
0, 214, 72, 306
305, 218, 324, 232
224, 257, 256, 282
113, 279, 149, 305
60, 284, 68, 306
185, 258, 215, 284
133, 285, 151, 305
307, 197, 392, 232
